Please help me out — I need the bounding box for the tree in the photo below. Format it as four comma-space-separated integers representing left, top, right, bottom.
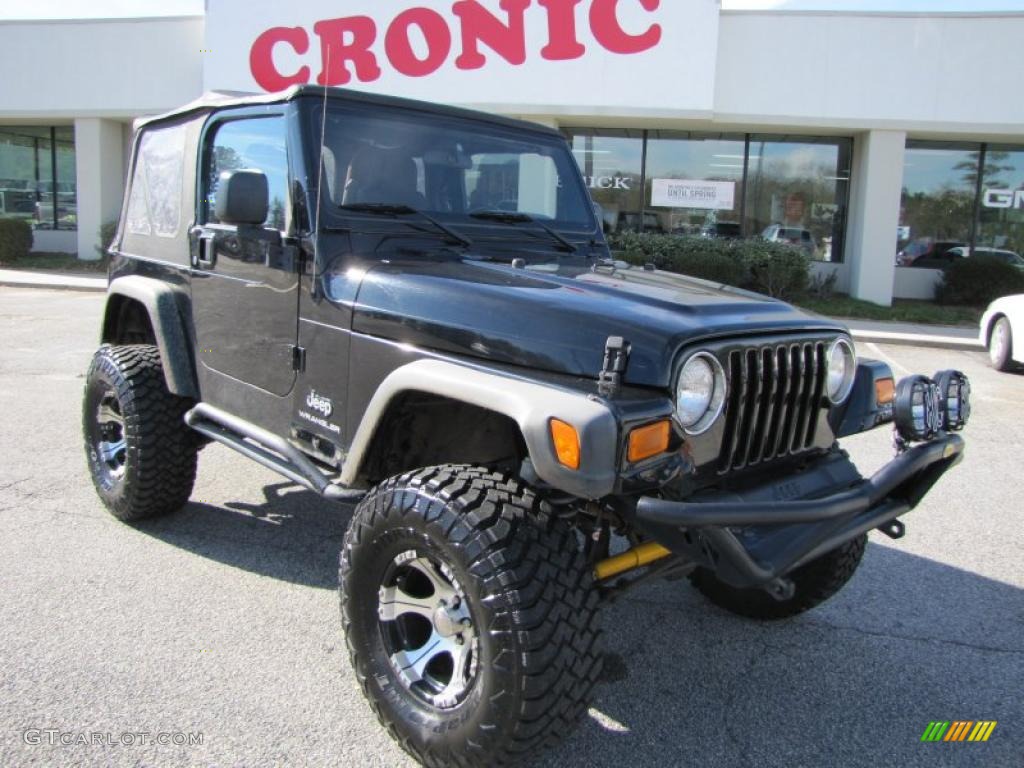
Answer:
955, 150, 1013, 189
269, 197, 285, 230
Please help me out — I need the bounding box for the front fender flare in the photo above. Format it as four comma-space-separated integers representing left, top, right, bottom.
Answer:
340, 359, 619, 500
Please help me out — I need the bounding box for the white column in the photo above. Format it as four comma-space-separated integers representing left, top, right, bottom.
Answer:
845, 130, 906, 306
74, 118, 125, 261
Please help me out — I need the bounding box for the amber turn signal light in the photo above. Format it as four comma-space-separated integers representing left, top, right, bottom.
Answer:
628, 420, 671, 463
549, 418, 581, 470
876, 377, 895, 405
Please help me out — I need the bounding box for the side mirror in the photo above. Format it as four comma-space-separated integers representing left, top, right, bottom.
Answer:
215, 169, 268, 226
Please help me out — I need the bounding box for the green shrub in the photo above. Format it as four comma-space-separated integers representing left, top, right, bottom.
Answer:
0, 218, 34, 264
608, 231, 810, 301
741, 240, 810, 301
96, 221, 118, 259
937, 256, 1024, 307
807, 268, 839, 299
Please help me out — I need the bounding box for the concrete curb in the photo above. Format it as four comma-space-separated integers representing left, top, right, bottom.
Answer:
0, 280, 107, 293
0, 273, 106, 293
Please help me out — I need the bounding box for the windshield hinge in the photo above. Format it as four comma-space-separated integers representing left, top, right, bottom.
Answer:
597, 336, 630, 398
291, 345, 307, 373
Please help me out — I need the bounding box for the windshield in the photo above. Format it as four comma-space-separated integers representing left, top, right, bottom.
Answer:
312, 104, 595, 233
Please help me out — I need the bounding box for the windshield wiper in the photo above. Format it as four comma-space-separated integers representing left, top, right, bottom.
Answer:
469, 210, 578, 253
339, 203, 473, 248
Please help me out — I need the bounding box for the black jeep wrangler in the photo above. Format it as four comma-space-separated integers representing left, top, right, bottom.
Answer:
83, 86, 969, 767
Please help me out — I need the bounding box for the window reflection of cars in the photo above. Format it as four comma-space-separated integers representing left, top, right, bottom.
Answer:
701, 221, 742, 240
761, 224, 816, 256
896, 238, 964, 267
947, 246, 1024, 270
615, 212, 663, 233
0, 189, 36, 217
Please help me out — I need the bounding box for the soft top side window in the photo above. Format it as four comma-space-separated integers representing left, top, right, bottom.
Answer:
126, 124, 187, 239
202, 115, 289, 230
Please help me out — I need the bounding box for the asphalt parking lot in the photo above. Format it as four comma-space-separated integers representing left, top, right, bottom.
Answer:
1, 287, 1021, 768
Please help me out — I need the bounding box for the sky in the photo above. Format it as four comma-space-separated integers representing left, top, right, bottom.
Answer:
2, 0, 1024, 20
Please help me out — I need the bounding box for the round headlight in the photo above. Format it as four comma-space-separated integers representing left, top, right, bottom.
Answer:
826, 339, 856, 404
675, 352, 726, 434
934, 370, 971, 431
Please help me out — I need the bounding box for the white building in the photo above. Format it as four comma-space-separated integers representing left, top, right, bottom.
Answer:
1, 1, 1022, 305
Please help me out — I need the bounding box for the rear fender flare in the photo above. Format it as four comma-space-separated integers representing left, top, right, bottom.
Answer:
102, 276, 198, 398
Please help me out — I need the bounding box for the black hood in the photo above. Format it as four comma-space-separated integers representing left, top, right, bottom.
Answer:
350, 258, 845, 389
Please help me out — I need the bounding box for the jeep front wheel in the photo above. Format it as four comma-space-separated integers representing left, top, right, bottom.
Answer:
83, 344, 197, 522
689, 534, 867, 620
340, 465, 603, 768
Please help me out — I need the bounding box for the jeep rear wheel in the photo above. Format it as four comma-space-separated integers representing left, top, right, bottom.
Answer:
83, 344, 197, 522
340, 465, 603, 768
689, 534, 867, 620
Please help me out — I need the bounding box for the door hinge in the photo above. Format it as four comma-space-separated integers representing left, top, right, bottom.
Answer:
291, 345, 307, 372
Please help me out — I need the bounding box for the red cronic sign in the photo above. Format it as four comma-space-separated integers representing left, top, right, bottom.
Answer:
249, 0, 663, 92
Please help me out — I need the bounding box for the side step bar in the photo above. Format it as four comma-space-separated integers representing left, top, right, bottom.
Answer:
184, 403, 365, 503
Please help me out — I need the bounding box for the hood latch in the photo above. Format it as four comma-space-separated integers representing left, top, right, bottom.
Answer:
598, 336, 631, 398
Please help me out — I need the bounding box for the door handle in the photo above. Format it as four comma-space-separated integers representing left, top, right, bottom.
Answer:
195, 233, 216, 269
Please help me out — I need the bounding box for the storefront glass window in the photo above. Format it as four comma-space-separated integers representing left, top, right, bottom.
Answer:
743, 136, 851, 263
0, 126, 77, 232
976, 145, 1024, 262
897, 141, 978, 268
54, 127, 77, 231
644, 132, 746, 238
568, 130, 644, 234
564, 129, 852, 261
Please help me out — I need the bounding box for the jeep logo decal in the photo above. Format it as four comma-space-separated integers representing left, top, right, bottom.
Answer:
306, 390, 334, 418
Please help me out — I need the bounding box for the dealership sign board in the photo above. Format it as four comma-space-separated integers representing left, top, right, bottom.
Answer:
984, 188, 1024, 209
651, 179, 735, 210
204, 0, 720, 113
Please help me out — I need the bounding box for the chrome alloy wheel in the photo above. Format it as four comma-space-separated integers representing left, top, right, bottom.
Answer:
377, 550, 479, 710
991, 321, 1009, 365
92, 388, 127, 483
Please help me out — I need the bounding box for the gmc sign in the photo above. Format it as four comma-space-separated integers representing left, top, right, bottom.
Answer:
983, 188, 1024, 209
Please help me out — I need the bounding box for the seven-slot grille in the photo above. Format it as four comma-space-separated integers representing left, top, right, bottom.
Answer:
717, 340, 830, 474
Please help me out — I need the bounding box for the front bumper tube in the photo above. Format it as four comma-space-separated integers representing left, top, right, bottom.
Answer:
633, 434, 965, 598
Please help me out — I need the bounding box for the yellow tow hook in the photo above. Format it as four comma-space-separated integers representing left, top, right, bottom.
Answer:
593, 541, 672, 582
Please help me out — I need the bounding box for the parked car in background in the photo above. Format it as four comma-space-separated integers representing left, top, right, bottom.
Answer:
896, 238, 964, 267
701, 221, 743, 240
0, 188, 36, 218
618, 211, 664, 233
980, 293, 1024, 371
947, 246, 1024, 270
761, 224, 816, 256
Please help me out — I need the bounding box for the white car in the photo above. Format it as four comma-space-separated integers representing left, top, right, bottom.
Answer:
980, 294, 1024, 371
